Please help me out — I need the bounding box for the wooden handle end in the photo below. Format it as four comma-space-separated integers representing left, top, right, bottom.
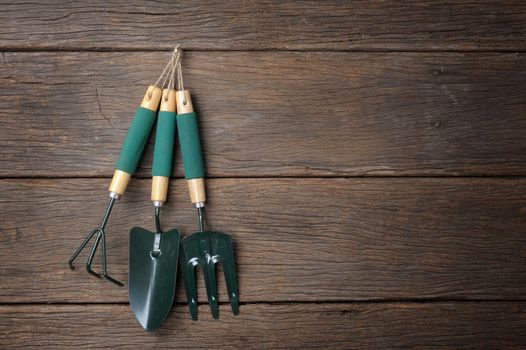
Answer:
151, 176, 169, 203
176, 90, 194, 114
141, 85, 162, 111
187, 178, 206, 206
109, 170, 131, 196
160, 89, 176, 112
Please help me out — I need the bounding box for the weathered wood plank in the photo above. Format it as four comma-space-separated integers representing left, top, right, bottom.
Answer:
1, 52, 526, 177
1, 1, 525, 51
0, 178, 524, 303
0, 303, 524, 349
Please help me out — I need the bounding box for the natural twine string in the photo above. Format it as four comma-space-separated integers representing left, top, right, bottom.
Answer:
168, 46, 180, 92
152, 46, 179, 94
175, 48, 187, 105
148, 45, 185, 102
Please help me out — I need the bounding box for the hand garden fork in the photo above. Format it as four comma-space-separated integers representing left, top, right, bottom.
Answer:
174, 55, 239, 320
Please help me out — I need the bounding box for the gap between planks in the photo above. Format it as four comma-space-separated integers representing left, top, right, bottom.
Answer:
1, 299, 526, 306
2, 48, 526, 53
1, 175, 525, 180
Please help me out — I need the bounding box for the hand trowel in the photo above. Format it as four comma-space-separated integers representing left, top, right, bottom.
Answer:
129, 87, 180, 332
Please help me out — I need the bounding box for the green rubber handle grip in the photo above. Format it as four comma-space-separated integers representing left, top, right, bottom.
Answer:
152, 111, 176, 177
115, 107, 157, 174
176, 112, 205, 179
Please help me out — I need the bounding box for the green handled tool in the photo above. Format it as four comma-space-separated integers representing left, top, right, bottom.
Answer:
68, 85, 163, 286
176, 88, 239, 320
129, 87, 181, 332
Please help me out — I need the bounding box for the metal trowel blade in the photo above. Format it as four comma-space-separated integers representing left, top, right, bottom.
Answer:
129, 226, 180, 332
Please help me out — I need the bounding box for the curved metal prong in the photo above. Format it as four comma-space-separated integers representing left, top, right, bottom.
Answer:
103, 274, 124, 287
203, 259, 219, 319
100, 227, 123, 286
86, 231, 103, 278
68, 228, 99, 269
180, 258, 199, 321
222, 252, 239, 316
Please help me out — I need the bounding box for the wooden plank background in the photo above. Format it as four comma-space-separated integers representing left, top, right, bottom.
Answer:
1, 178, 525, 303
1, 303, 525, 349
2, 52, 526, 177
1, 1, 525, 51
0, 1, 525, 349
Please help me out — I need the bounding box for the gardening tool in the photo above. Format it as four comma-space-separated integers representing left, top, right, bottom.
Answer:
68, 50, 177, 286
129, 55, 181, 332
175, 58, 239, 320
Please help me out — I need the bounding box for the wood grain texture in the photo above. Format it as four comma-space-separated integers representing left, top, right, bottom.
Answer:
1, 178, 524, 303
0, 1, 525, 51
1, 52, 526, 177
0, 303, 525, 349
2, 1, 525, 347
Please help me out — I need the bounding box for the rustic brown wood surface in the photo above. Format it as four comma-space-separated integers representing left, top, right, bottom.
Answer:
1, 52, 526, 177
0, 303, 525, 349
1, 1, 525, 348
1, 178, 525, 303
0, 1, 525, 51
